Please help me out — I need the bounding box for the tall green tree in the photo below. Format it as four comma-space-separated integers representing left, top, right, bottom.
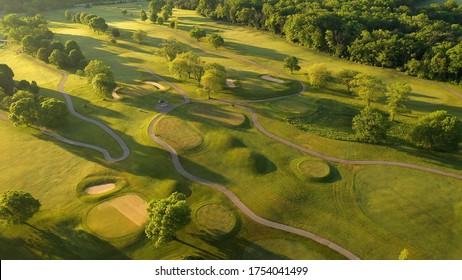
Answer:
352, 107, 389, 143
9, 97, 38, 127
337, 69, 361, 93
140, 10, 148, 21
89, 17, 108, 34
92, 73, 116, 97
156, 38, 189, 61
169, 51, 204, 84
48, 49, 67, 69
351, 74, 386, 107
200, 68, 226, 99
189, 26, 206, 41
145, 192, 191, 248
208, 34, 224, 49
132, 29, 147, 44
306, 63, 331, 88
283, 56, 301, 74
386, 82, 411, 121
409, 110, 462, 151
0, 64, 15, 95
84, 60, 114, 83
0, 190, 41, 228
38, 98, 68, 128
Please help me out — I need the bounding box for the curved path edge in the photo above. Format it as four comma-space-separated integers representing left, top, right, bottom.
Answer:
22, 55, 130, 162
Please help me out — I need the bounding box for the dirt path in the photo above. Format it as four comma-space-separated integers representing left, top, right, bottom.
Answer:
23, 55, 130, 162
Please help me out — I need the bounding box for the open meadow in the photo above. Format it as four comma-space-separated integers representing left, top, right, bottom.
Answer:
0, 2, 461, 260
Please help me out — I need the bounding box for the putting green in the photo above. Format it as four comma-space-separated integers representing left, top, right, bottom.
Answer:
188, 104, 245, 126
243, 239, 329, 260
195, 203, 238, 237
85, 194, 148, 238
157, 117, 203, 149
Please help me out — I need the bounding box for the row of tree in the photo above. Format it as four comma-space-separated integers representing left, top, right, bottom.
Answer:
190, 0, 462, 84
0, 64, 69, 128
72, 11, 109, 34
189, 26, 225, 49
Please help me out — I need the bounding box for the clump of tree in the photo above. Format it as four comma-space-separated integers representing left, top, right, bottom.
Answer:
169, 51, 205, 84
156, 37, 189, 61
350, 74, 386, 107
145, 192, 191, 248
132, 29, 147, 44
72, 12, 108, 34
0, 190, 41, 229
84, 60, 116, 98
337, 69, 361, 93
306, 63, 331, 88
189, 26, 206, 41
409, 110, 462, 152
111, 28, 120, 38
200, 63, 227, 99
208, 33, 224, 49
352, 107, 389, 143
64, 10, 72, 21
283, 56, 301, 74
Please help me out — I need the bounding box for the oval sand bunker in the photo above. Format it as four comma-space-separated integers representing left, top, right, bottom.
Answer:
85, 183, 116, 195
86, 194, 148, 238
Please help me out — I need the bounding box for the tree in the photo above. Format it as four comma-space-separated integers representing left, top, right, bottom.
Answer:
132, 29, 147, 44
64, 40, 80, 54
29, 81, 40, 94
189, 26, 206, 41
48, 49, 67, 69
122, 10, 128, 16
89, 17, 108, 34
111, 28, 121, 38
306, 63, 331, 88
36, 48, 50, 63
68, 49, 85, 67
84, 60, 114, 83
161, 4, 173, 21
169, 51, 205, 83
0, 64, 15, 95
157, 17, 164, 25
337, 69, 361, 93
399, 248, 409, 260
64, 10, 72, 21
145, 192, 191, 248
352, 107, 389, 143
92, 73, 116, 97
38, 98, 68, 127
283, 56, 301, 74
9, 97, 38, 126
208, 34, 224, 49
200, 68, 226, 99
351, 74, 386, 106
409, 110, 462, 151
386, 82, 411, 121
21, 35, 39, 55
140, 10, 148, 22
0, 190, 41, 228
156, 38, 189, 61
447, 43, 462, 81
169, 18, 178, 29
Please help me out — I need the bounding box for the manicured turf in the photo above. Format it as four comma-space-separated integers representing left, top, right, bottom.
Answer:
195, 203, 238, 237
1, 2, 461, 260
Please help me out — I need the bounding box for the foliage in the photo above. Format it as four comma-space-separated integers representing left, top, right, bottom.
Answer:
92, 73, 116, 97
189, 26, 206, 41
64, 10, 72, 21
122, 10, 128, 16
386, 82, 411, 121
89, 17, 108, 34
64, 40, 80, 54
48, 49, 67, 69
156, 38, 189, 61
132, 29, 147, 44
67, 49, 85, 68
351, 74, 386, 106
352, 107, 389, 143
38, 97, 68, 128
0, 190, 41, 228
306, 64, 331, 88
157, 17, 164, 25
84, 60, 114, 83
111, 28, 120, 38
283, 56, 301, 74
337, 69, 361, 93
200, 67, 226, 99
36, 48, 50, 63
145, 192, 191, 248
409, 110, 462, 151
9, 97, 38, 126
0, 64, 15, 95
208, 33, 224, 49
169, 18, 178, 29
169, 51, 204, 83
399, 248, 409, 260
140, 10, 148, 22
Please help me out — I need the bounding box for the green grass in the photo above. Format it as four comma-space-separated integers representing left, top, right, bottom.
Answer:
195, 203, 238, 237
1, 2, 461, 260
156, 116, 203, 150
297, 160, 331, 181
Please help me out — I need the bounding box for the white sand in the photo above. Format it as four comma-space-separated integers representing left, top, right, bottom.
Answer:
145, 81, 166, 90
85, 183, 116, 195
107, 194, 148, 226
112, 87, 122, 99
226, 78, 237, 88
261, 75, 284, 84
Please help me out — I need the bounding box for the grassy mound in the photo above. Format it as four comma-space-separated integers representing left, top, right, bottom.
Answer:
188, 104, 245, 126
243, 239, 330, 260
195, 203, 239, 238
292, 158, 331, 182
76, 174, 128, 202
209, 133, 246, 150
224, 148, 276, 174
156, 117, 203, 150
85, 194, 148, 239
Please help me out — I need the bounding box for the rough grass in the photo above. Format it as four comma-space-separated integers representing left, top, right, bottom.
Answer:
156, 116, 203, 149
243, 238, 332, 260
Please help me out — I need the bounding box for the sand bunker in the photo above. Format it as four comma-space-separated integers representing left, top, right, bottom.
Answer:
261, 75, 284, 84
112, 87, 122, 100
145, 81, 166, 90
85, 183, 116, 195
226, 78, 237, 88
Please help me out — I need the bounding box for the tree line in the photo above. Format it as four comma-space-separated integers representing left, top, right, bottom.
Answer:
187, 0, 462, 85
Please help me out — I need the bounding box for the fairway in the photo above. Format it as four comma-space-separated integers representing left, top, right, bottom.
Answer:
1, 1, 462, 261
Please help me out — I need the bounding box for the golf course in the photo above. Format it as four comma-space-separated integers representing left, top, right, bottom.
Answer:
1, 1, 461, 260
